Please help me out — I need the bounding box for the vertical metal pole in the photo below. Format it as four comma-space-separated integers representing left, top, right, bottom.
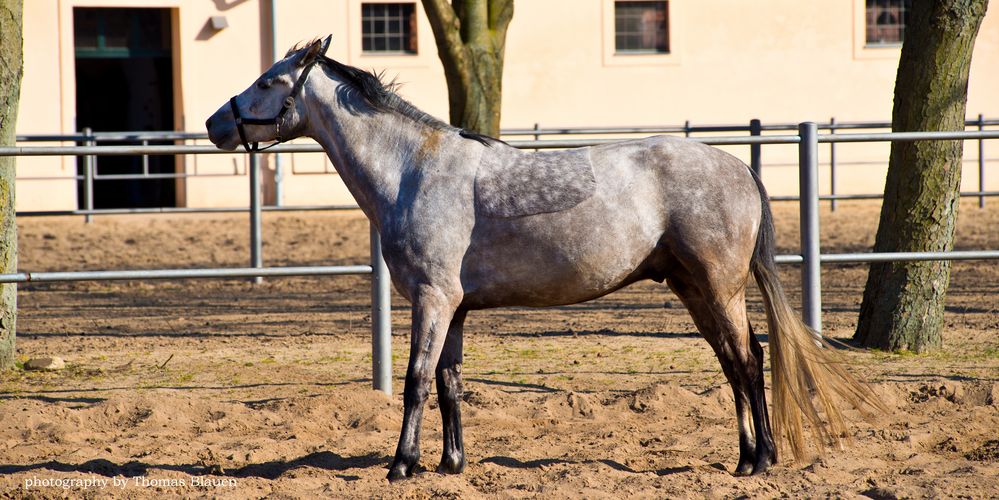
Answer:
829, 117, 837, 212
684, 120, 691, 137
370, 224, 392, 395
272, 0, 284, 207
249, 152, 263, 284
798, 122, 822, 334
750, 118, 762, 178
141, 139, 150, 176
979, 113, 986, 209
83, 127, 94, 224
274, 155, 284, 207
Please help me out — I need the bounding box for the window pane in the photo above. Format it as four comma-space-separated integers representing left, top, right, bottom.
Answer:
614, 1, 669, 54
361, 2, 417, 54
73, 9, 100, 50
865, 0, 911, 45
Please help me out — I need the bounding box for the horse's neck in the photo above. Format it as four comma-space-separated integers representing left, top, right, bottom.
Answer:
308, 104, 423, 226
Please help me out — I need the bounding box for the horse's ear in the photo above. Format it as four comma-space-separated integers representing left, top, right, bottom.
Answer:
300, 36, 330, 66
320, 35, 332, 56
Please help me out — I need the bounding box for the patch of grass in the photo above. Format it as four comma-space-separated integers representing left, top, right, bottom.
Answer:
980, 347, 999, 359
517, 348, 541, 359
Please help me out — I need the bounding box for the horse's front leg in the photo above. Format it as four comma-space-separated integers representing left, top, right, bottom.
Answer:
387, 286, 459, 481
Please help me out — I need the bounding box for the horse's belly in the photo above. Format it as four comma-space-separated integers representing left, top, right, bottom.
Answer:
459, 215, 662, 309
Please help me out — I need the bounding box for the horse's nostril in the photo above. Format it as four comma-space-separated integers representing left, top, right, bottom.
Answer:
205, 117, 214, 129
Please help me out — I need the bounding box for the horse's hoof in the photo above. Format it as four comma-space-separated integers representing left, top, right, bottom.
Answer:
733, 461, 754, 476
750, 456, 774, 475
436, 456, 466, 475
387, 467, 407, 482
387, 462, 420, 482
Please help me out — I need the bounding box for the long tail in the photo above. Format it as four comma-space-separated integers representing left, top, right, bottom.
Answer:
748, 172, 884, 461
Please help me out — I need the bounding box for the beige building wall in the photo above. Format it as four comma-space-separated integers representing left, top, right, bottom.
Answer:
15, 0, 999, 211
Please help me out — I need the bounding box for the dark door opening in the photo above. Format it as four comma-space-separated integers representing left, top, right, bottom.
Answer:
74, 7, 176, 209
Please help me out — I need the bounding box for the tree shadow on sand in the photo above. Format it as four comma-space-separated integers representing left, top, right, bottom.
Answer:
0, 451, 389, 481
480, 456, 729, 476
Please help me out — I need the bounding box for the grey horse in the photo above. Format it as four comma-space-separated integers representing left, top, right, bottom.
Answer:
207, 37, 879, 480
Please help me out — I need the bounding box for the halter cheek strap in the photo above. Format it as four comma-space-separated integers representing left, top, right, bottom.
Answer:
229, 44, 326, 153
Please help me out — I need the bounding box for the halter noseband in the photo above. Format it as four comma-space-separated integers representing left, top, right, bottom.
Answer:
229, 40, 329, 153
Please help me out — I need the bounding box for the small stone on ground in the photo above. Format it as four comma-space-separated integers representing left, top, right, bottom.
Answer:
24, 356, 65, 371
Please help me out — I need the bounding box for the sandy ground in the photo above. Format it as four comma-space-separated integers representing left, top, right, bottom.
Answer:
1, 199, 998, 499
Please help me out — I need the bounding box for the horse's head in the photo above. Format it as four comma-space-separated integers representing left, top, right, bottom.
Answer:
206, 36, 331, 151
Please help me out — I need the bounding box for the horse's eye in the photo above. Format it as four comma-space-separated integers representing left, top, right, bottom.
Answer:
256, 79, 273, 90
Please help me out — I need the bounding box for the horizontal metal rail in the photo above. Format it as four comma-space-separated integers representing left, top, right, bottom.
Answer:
499, 118, 999, 136
8, 250, 995, 284
816, 130, 999, 143
774, 250, 999, 265
17, 204, 359, 217
17, 117, 999, 142
770, 190, 999, 202
5, 130, 999, 157
16, 131, 208, 142
0, 265, 373, 284
15, 172, 247, 182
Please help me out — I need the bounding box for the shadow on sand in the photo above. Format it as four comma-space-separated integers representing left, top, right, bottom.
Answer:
0, 451, 389, 481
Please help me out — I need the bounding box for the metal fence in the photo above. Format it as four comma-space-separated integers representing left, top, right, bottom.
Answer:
15, 116, 999, 217
3, 123, 999, 394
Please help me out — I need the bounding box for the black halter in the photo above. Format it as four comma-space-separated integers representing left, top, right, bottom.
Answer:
229, 41, 329, 153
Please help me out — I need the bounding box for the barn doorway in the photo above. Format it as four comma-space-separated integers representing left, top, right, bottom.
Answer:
74, 7, 177, 209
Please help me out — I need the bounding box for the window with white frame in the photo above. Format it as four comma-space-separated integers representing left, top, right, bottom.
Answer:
615, 1, 669, 54
866, 0, 910, 45
361, 3, 418, 54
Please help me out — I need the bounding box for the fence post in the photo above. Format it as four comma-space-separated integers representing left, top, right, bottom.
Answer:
141, 139, 150, 176
979, 113, 986, 208
249, 152, 263, 284
798, 122, 822, 334
684, 120, 691, 137
83, 127, 94, 224
370, 224, 392, 395
750, 118, 762, 178
829, 117, 837, 212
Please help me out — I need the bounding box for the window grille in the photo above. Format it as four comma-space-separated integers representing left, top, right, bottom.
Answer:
362, 3, 417, 54
615, 1, 669, 54
866, 0, 911, 45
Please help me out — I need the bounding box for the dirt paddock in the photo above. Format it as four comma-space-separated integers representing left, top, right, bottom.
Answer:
1, 200, 998, 498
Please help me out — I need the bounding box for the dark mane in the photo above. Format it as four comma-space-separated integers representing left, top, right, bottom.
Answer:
311, 53, 499, 146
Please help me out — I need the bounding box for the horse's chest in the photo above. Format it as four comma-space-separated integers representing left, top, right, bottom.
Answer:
474, 149, 596, 218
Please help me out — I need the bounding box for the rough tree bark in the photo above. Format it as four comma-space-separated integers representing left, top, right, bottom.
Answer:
0, 0, 23, 370
421, 0, 513, 137
855, 0, 988, 352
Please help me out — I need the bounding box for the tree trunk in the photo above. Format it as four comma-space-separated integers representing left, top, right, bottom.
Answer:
422, 0, 513, 137
854, 0, 988, 352
0, 0, 23, 370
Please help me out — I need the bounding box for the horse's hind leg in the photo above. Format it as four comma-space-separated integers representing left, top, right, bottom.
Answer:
387, 286, 460, 481
436, 309, 467, 474
667, 270, 777, 475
